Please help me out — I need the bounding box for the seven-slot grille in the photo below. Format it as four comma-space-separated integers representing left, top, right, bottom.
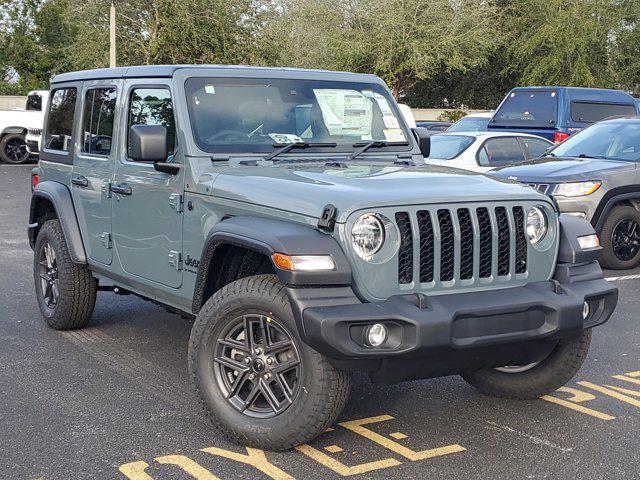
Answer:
395, 205, 528, 286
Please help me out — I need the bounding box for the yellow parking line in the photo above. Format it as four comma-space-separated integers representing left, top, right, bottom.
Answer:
541, 387, 615, 421
119, 461, 154, 480
155, 455, 220, 479
202, 447, 294, 480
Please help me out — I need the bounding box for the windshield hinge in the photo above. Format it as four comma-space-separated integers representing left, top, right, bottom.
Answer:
317, 204, 337, 232
168, 251, 182, 270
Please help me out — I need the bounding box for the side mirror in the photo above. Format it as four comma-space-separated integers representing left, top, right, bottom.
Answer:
129, 124, 168, 163
411, 127, 430, 157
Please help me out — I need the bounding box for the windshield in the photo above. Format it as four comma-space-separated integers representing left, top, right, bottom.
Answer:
492, 90, 557, 127
447, 116, 490, 132
185, 77, 410, 154
426, 135, 475, 160
550, 121, 640, 161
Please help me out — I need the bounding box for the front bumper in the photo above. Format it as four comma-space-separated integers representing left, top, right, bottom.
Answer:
287, 261, 617, 383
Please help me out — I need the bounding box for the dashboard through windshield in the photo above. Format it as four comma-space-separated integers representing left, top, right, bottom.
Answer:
184, 77, 410, 154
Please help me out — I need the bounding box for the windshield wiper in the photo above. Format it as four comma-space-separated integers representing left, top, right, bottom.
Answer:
264, 142, 337, 162
577, 154, 610, 160
348, 140, 409, 160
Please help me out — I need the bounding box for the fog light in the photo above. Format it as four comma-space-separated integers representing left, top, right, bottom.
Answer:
366, 323, 388, 347
583, 301, 590, 320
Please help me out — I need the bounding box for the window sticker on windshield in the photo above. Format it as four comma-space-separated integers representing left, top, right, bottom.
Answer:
313, 89, 373, 136
268, 133, 303, 144
383, 115, 399, 129
383, 129, 406, 142
205, 85, 216, 94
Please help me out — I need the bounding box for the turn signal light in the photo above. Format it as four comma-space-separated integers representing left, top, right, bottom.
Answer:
271, 253, 335, 271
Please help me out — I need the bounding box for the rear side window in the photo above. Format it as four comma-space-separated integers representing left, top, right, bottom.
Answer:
82, 88, 117, 155
25, 94, 42, 111
570, 102, 637, 123
477, 137, 525, 167
492, 90, 557, 127
45, 88, 77, 152
128, 88, 176, 157
521, 137, 552, 159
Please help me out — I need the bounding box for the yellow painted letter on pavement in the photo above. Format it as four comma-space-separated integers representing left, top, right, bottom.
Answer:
119, 461, 154, 480
202, 447, 294, 480
541, 386, 615, 421
296, 443, 401, 476
339, 415, 466, 461
578, 381, 640, 408
155, 455, 220, 480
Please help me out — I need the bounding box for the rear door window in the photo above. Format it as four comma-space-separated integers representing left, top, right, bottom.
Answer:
82, 88, 117, 155
570, 102, 637, 123
492, 90, 557, 127
44, 88, 77, 152
477, 137, 525, 167
521, 137, 552, 159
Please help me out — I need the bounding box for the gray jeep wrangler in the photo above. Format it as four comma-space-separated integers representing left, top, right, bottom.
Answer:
29, 65, 617, 450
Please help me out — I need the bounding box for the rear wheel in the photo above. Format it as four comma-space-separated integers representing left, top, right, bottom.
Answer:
600, 205, 640, 269
0, 133, 29, 164
461, 330, 591, 399
189, 274, 351, 450
33, 219, 97, 329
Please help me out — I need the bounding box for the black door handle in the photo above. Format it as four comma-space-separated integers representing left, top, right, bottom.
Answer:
71, 175, 89, 188
110, 182, 132, 196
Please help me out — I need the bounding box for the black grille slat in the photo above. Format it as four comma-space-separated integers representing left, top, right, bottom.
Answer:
437, 210, 454, 281
417, 211, 434, 282
513, 206, 527, 274
477, 208, 493, 278
457, 209, 474, 280
495, 207, 510, 276
395, 212, 414, 284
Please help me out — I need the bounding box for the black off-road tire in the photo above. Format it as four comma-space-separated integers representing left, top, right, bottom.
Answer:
189, 274, 351, 450
599, 205, 640, 270
461, 330, 591, 399
33, 219, 97, 329
0, 133, 29, 164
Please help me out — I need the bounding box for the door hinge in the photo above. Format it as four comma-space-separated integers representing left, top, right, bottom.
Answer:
169, 193, 183, 212
168, 250, 182, 270
99, 232, 112, 249
101, 180, 112, 198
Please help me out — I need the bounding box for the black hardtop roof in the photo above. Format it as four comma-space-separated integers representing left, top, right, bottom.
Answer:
51, 64, 383, 85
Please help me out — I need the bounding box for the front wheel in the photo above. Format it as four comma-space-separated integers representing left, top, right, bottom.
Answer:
189, 274, 351, 450
600, 205, 640, 269
461, 330, 591, 399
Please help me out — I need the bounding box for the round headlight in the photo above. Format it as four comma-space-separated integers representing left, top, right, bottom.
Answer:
526, 206, 547, 245
351, 214, 385, 259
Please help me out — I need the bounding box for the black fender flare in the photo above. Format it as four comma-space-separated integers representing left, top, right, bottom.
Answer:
29, 181, 87, 263
592, 185, 640, 232
1, 126, 27, 136
192, 216, 352, 313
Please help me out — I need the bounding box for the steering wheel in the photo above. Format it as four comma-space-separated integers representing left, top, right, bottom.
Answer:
206, 130, 248, 142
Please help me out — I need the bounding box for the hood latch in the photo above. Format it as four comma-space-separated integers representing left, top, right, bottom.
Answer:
317, 204, 337, 232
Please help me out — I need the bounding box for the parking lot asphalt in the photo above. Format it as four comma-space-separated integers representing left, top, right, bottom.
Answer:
2, 163, 640, 480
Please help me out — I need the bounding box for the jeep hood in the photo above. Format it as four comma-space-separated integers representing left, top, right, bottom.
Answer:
491, 157, 636, 183
211, 163, 547, 222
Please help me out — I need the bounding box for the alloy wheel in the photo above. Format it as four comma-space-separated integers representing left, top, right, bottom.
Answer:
3, 137, 29, 163
612, 218, 640, 261
213, 314, 302, 418
38, 243, 59, 310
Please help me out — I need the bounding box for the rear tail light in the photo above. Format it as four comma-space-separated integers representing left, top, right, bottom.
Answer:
31, 173, 39, 192
554, 131, 570, 144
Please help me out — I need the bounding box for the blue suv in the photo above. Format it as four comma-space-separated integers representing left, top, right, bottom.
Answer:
488, 86, 639, 144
